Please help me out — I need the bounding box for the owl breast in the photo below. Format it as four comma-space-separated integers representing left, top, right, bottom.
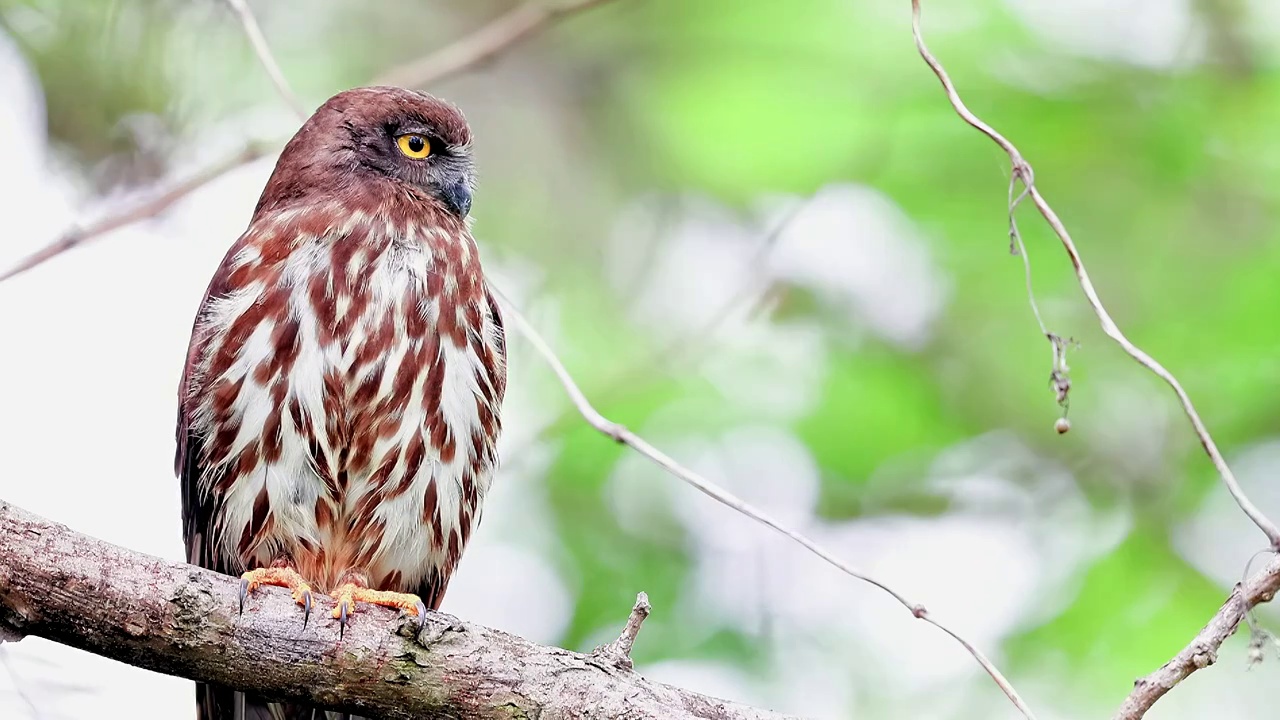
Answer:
189, 213, 506, 598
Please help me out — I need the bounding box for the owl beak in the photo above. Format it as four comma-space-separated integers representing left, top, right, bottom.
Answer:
441, 179, 472, 217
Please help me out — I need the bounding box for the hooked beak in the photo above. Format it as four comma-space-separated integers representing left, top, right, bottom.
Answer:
441, 179, 472, 217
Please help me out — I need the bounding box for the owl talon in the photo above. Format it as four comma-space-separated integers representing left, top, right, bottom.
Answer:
301, 588, 313, 628
330, 583, 425, 637
238, 567, 315, 626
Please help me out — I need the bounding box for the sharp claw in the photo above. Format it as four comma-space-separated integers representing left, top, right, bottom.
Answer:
239, 578, 249, 615
339, 600, 349, 639
302, 590, 312, 628
415, 601, 427, 631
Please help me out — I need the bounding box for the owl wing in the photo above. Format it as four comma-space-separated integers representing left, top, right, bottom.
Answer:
176, 252, 242, 577
176, 248, 255, 720
411, 286, 508, 611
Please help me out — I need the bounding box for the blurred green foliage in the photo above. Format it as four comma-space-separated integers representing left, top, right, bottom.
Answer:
0, 0, 188, 186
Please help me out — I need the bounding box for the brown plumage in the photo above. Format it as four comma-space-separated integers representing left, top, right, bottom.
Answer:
176, 86, 506, 720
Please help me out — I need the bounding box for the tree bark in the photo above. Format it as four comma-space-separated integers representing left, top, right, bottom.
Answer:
1112, 552, 1280, 720
0, 500, 797, 720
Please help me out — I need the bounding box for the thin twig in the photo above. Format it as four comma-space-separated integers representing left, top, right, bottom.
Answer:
493, 289, 1040, 720
374, 0, 614, 89
1007, 175, 1075, 426
910, 0, 1280, 549
224, 0, 305, 118
1113, 553, 1280, 719
0, 143, 271, 283
0, 0, 618, 283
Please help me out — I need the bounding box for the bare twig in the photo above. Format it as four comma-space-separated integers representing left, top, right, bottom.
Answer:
909, 0, 1280, 549
1007, 174, 1075, 427
1113, 553, 1280, 719
0, 143, 272, 283
493, 289, 1040, 720
0, 0, 617, 283
375, 0, 614, 89
0, 500, 794, 720
224, 0, 305, 118
593, 592, 652, 670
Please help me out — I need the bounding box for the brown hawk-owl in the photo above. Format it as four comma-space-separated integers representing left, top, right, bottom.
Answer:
176, 86, 507, 719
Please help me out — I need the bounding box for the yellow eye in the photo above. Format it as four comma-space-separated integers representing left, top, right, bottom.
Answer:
396, 134, 431, 159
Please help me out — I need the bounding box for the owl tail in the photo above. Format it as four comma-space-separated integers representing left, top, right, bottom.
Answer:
197, 683, 364, 720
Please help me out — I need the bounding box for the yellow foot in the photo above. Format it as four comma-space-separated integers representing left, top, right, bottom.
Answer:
330, 583, 427, 636
239, 567, 314, 626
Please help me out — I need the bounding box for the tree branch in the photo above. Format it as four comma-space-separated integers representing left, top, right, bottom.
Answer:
909, 0, 1280, 549
374, 0, 614, 89
1113, 553, 1280, 719
0, 499, 794, 720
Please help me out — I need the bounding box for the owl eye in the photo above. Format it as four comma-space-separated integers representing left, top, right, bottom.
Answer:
396, 134, 431, 159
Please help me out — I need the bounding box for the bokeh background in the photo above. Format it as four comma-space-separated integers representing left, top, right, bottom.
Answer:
1, 0, 1279, 718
